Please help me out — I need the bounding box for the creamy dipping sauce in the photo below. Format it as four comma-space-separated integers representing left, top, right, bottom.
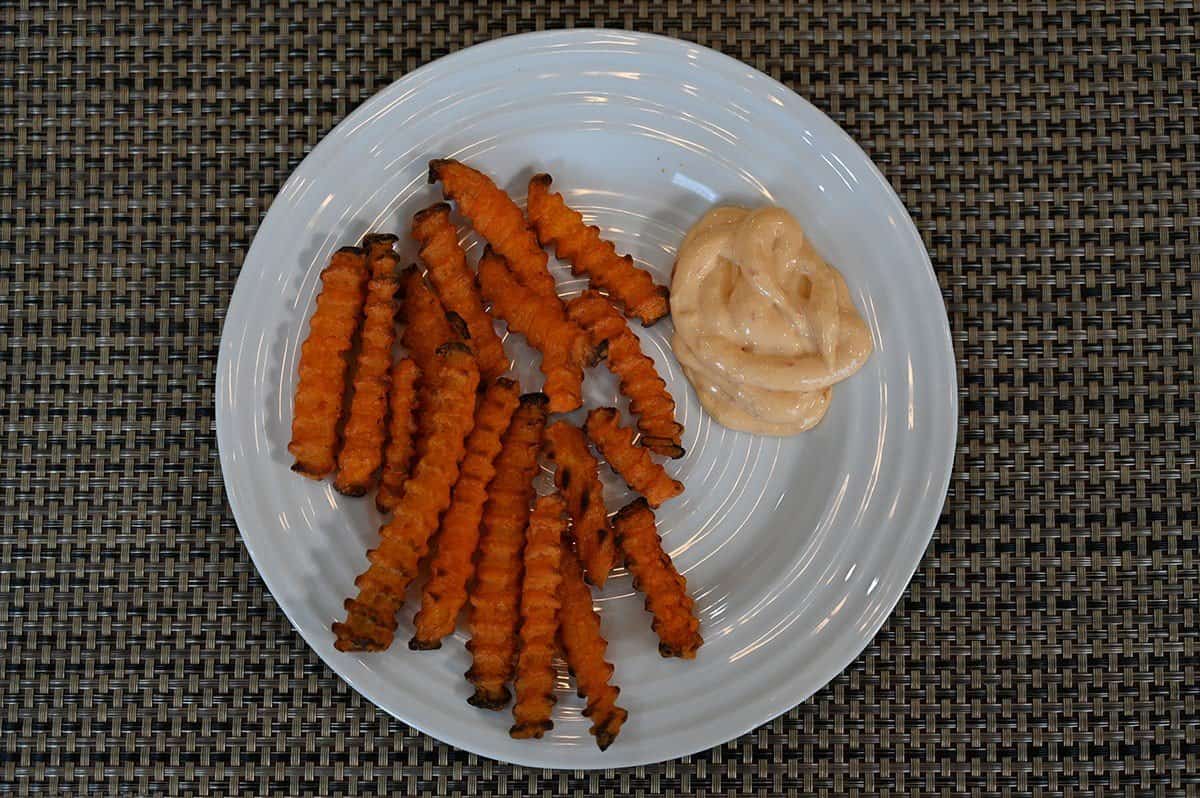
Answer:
670, 206, 874, 436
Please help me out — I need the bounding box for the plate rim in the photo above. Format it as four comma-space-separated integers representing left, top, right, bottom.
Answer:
216, 28, 957, 770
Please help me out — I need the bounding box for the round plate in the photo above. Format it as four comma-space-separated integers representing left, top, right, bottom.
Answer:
216, 30, 956, 769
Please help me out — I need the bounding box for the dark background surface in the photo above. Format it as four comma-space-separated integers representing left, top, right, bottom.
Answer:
1, 1, 1196, 795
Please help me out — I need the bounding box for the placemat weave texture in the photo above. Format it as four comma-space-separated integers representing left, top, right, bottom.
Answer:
2, 1, 1197, 795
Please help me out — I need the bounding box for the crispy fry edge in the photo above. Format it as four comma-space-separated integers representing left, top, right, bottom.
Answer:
376, 357, 420, 513
465, 392, 550, 708
332, 344, 480, 652
427, 158, 559, 301
477, 246, 586, 413
543, 420, 615, 587
527, 173, 670, 326
409, 377, 522, 650
334, 238, 401, 495
509, 493, 566, 739
288, 246, 368, 479
412, 202, 510, 381
585, 407, 684, 508
613, 498, 703, 659
567, 290, 684, 458
559, 542, 627, 751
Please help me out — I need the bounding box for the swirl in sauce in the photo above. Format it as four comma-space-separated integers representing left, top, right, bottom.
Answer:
670, 206, 874, 436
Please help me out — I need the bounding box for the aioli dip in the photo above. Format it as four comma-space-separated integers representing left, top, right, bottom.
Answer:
670, 206, 874, 436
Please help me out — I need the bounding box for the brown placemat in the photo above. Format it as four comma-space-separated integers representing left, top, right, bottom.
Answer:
2, 1, 1197, 795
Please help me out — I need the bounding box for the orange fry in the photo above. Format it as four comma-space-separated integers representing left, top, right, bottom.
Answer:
543, 421, 615, 587
288, 246, 369, 478
335, 235, 402, 495
412, 202, 510, 381
428, 158, 558, 300
613, 498, 703, 659
527, 173, 669, 325
410, 377, 522, 650
400, 266, 467, 377
332, 344, 480, 652
510, 493, 566, 739
466, 392, 550, 709
477, 247, 594, 413
568, 290, 684, 458
559, 542, 627, 751
376, 357, 420, 513
585, 407, 683, 508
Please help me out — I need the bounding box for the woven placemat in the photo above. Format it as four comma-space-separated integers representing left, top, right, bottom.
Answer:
2, 1, 1197, 795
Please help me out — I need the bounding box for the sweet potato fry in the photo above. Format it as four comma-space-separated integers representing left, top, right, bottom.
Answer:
376, 357, 420, 513
585, 407, 684, 508
428, 158, 558, 300
543, 421, 615, 587
466, 392, 549, 708
288, 246, 369, 478
509, 493, 566, 739
332, 344, 480, 652
409, 377, 522, 650
412, 202, 510, 381
613, 498, 703, 659
334, 235, 402, 495
527, 173, 669, 325
400, 266, 466, 377
567, 290, 684, 458
559, 542, 627, 751
477, 246, 593, 412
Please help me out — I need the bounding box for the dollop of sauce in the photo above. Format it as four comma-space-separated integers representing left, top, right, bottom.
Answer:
671, 206, 874, 436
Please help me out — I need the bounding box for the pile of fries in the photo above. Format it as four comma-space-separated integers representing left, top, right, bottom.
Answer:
287, 160, 698, 750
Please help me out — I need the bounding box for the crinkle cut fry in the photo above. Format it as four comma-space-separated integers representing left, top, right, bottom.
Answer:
613, 498, 703, 659
427, 158, 559, 301
335, 235, 402, 495
376, 357, 420, 513
543, 420, 615, 587
585, 407, 684, 508
510, 493, 566, 739
288, 246, 369, 479
409, 377, 522, 650
559, 542, 627, 751
400, 265, 466, 378
332, 344, 480, 652
567, 290, 685, 458
477, 247, 589, 413
527, 173, 669, 325
466, 392, 550, 709
412, 202, 510, 382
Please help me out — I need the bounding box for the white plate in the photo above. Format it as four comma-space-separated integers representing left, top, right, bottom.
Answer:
216, 30, 956, 770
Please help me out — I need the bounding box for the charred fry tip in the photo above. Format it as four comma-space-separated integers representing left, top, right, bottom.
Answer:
639, 286, 672, 327
436, 340, 473, 357
594, 717, 627, 751
509, 720, 554, 740
614, 496, 652, 521
466, 688, 511, 711
361, 232, 400, 247
412, 201, 453, 223
428, 158, 457, 184
445, 310, 471, 340
587, 406, 619, 424
333, 483, 369, 498
640, 437, 687, 459
289, 462, 324, 479
529, 172, 553, 188
407, 637, 442, 651
519, 391, 550, 408
335, 245, 365, 255
591, 338, 609, 365
494, 376, 518, 390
